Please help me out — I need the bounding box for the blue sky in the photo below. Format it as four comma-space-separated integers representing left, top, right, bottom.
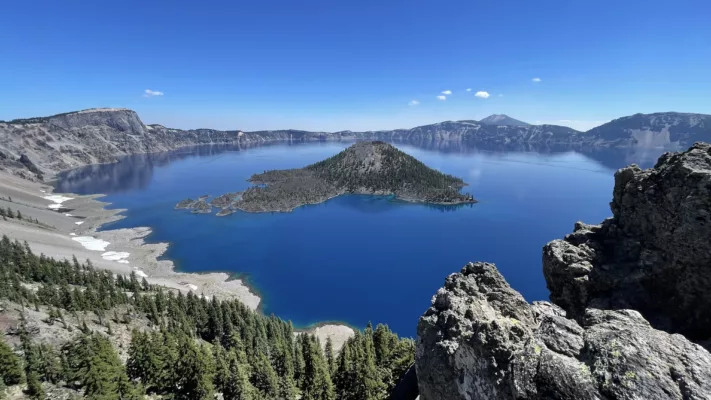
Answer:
1, 0, 709, 132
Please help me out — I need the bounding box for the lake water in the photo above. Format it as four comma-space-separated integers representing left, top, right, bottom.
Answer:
55, 141, 667, 336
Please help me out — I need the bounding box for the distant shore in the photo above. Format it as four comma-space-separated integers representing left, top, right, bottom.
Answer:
0, 170, 354, 350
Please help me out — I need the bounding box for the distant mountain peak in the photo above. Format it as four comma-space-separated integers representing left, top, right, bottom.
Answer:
478, 114, 531, 127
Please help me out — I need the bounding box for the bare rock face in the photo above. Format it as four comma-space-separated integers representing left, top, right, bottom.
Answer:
543, 142, 711, 340
416, 262, 711, 400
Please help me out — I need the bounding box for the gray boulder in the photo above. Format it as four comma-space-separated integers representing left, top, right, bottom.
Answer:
416, 262, 711, 400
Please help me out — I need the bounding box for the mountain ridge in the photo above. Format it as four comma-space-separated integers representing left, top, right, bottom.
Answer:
477, 114, 531, 127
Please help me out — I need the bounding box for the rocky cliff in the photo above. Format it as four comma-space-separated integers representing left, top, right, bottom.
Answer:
414, 143, 711, 399
544, 142, 711, 340
0, 108, 245, 178
586, 112, 711, 147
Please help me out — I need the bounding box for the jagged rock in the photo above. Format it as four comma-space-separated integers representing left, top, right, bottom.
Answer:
543, 142, 711, 340
416, 262, 711, 400
18, 153, 43, 180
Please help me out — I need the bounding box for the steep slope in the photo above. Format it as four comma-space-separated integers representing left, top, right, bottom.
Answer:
414, 143, 711, 399
306, 141, 469, 201
477, 114, 531, 127
0, 108, 243, 178
584, 112, 711, 147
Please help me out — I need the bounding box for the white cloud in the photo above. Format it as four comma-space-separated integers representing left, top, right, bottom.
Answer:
532, 77, 542, 83
436, 95, 447, 101
143, 89, 164, 97
441, 90, 452, 95
408, 100, 420, 106
474, 91, 490, 99
465, 88, 472, 92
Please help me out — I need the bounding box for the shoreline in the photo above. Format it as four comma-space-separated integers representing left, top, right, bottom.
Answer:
188, 190, 477, 215
0, 170, 355, 350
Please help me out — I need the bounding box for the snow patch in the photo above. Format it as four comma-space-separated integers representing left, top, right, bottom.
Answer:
72, 236, 110, 251
44, 195, 73, 203
75, 221, 84, 225
39, 190, 46, 193
65, 213, 73, 217
117, 260, 130, 264
44, 195, 73, 209
69, 233, 77, 236
102, 251, 130, 261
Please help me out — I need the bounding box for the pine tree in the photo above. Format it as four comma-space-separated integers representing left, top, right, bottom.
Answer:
222, 350, 255, 400
300, 335, 335, 400
20, 320, 45, 400
250, 353, 278, 398
325, 337, 336, 376
0, 335, 23, 385
63, 333, 138, 399
175, 338, 215, 400
25, 370, 44, 400
334, 340, 354, 399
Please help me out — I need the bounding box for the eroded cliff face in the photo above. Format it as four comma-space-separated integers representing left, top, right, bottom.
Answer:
0, 109, 245, 177
415, 143, 711, 399
544, 142, 711, 340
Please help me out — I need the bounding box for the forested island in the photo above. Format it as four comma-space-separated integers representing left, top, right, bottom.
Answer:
176, 141, 476, 214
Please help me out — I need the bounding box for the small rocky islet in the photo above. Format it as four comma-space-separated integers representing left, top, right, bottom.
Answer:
174, 141, 476, 215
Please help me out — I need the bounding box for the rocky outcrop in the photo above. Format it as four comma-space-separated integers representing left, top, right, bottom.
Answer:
414, 143, 711, 399
18, 154, 43, 180
543, 142, 711, 340
416, 262, 711, 400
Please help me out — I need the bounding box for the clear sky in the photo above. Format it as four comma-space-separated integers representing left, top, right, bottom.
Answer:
1, 0, 709, 132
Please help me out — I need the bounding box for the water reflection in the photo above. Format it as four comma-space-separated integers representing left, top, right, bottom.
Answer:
54, 139, 674, 195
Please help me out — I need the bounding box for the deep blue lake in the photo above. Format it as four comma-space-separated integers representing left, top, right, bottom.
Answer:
55, 141, 667, 336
